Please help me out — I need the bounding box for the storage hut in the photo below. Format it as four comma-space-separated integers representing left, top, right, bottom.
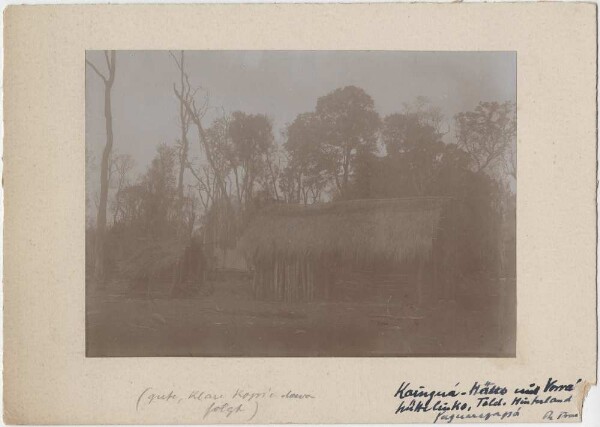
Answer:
239, 197, 476, 303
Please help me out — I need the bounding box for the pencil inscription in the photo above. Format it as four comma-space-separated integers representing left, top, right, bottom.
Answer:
135, 386, 315, 421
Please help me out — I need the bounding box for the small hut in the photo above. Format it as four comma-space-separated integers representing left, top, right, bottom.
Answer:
119, 235, 207, 297
239, 197, 477, 303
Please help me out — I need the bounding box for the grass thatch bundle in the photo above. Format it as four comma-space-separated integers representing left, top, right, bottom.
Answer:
240, 197, 450, 266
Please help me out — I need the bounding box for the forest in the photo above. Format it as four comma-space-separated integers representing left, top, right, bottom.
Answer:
86, 51, 516, 357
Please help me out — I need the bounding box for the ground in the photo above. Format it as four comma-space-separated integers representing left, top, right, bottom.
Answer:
86, 273, 515, 357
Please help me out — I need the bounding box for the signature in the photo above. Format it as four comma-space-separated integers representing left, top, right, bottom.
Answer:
542, 410, 579, 421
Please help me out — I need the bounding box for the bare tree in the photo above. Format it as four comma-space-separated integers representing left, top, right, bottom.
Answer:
86, 51, 116, 284
189, 164, 216, 211
172, 68, 230, 201
169, 51, 193, 213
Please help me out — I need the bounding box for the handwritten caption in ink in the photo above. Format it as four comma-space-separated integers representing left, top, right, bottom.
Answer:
393, 378, 582, 424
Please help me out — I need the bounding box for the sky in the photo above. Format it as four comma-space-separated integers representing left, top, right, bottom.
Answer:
85, 50, 516, 190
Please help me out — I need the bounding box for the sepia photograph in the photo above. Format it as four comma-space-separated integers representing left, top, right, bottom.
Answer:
85, 50, 517, 357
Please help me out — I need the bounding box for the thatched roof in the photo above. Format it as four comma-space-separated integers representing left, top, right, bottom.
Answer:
239, 197, 452, 265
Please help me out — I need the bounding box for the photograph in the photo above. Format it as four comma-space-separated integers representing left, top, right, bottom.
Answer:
85, 50, 517, 357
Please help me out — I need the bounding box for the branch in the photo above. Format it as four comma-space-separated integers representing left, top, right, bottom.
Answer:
104, 51, 112, 73
174, 84, 200, 126
173, 71, 230, 200
106, 51, 116, 84
86, 59, 108, 82
168, 50, 182, 70
187, 163, 204, 184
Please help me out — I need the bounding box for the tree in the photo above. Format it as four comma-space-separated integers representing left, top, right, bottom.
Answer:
454, 101, 516, 174
504, 141, 517, 181
86, 50, 116, 284
263, 144, 282, 202
284, 112, 328, 204
453, 101, 517, 279
227, 112, 275, 207
315, 86, 380, 197
382, 102, 443, 155
182, 187, 199, 238
188, 115, 233, 210
172, 69, 230, 201
142, 143, 178, 232
380, 99, 446, 196
169, 51, 194, 218
109, 152, 135, 225
85, 146, 97, 228
278, 157, 298, 204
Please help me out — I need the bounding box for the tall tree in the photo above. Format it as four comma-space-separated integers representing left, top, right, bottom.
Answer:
172, 71, 230, 201
86, 50, 116, 284
315, 86, 380, 197
227, 111, 275, 207
381, 99, 446, 195
169, 51, 193, 212
189, 115, 233, 210
284, 112, 328, 204
381, 101, 443, 155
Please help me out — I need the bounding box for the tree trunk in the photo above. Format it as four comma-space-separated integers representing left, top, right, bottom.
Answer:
90, 51, 116, 286
176, 51, 188, 206
341, 147, 351, 196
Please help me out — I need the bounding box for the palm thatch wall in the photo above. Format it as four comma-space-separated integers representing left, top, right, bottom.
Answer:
239, 197, 453, 302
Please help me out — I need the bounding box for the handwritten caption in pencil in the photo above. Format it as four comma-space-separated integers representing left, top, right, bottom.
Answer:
136, 387, 315, 421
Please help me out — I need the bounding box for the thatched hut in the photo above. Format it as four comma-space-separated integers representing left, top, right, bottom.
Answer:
119, 235, 207, 297
239, 197, 481, 303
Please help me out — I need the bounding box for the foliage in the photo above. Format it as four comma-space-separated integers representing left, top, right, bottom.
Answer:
315, 86, 380, 196
455, 101, 516, 174
282, 112, 329, 204
227, 112, 276, 206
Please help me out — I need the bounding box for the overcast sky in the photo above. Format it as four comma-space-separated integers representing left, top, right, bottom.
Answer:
86, 50, 516, 185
